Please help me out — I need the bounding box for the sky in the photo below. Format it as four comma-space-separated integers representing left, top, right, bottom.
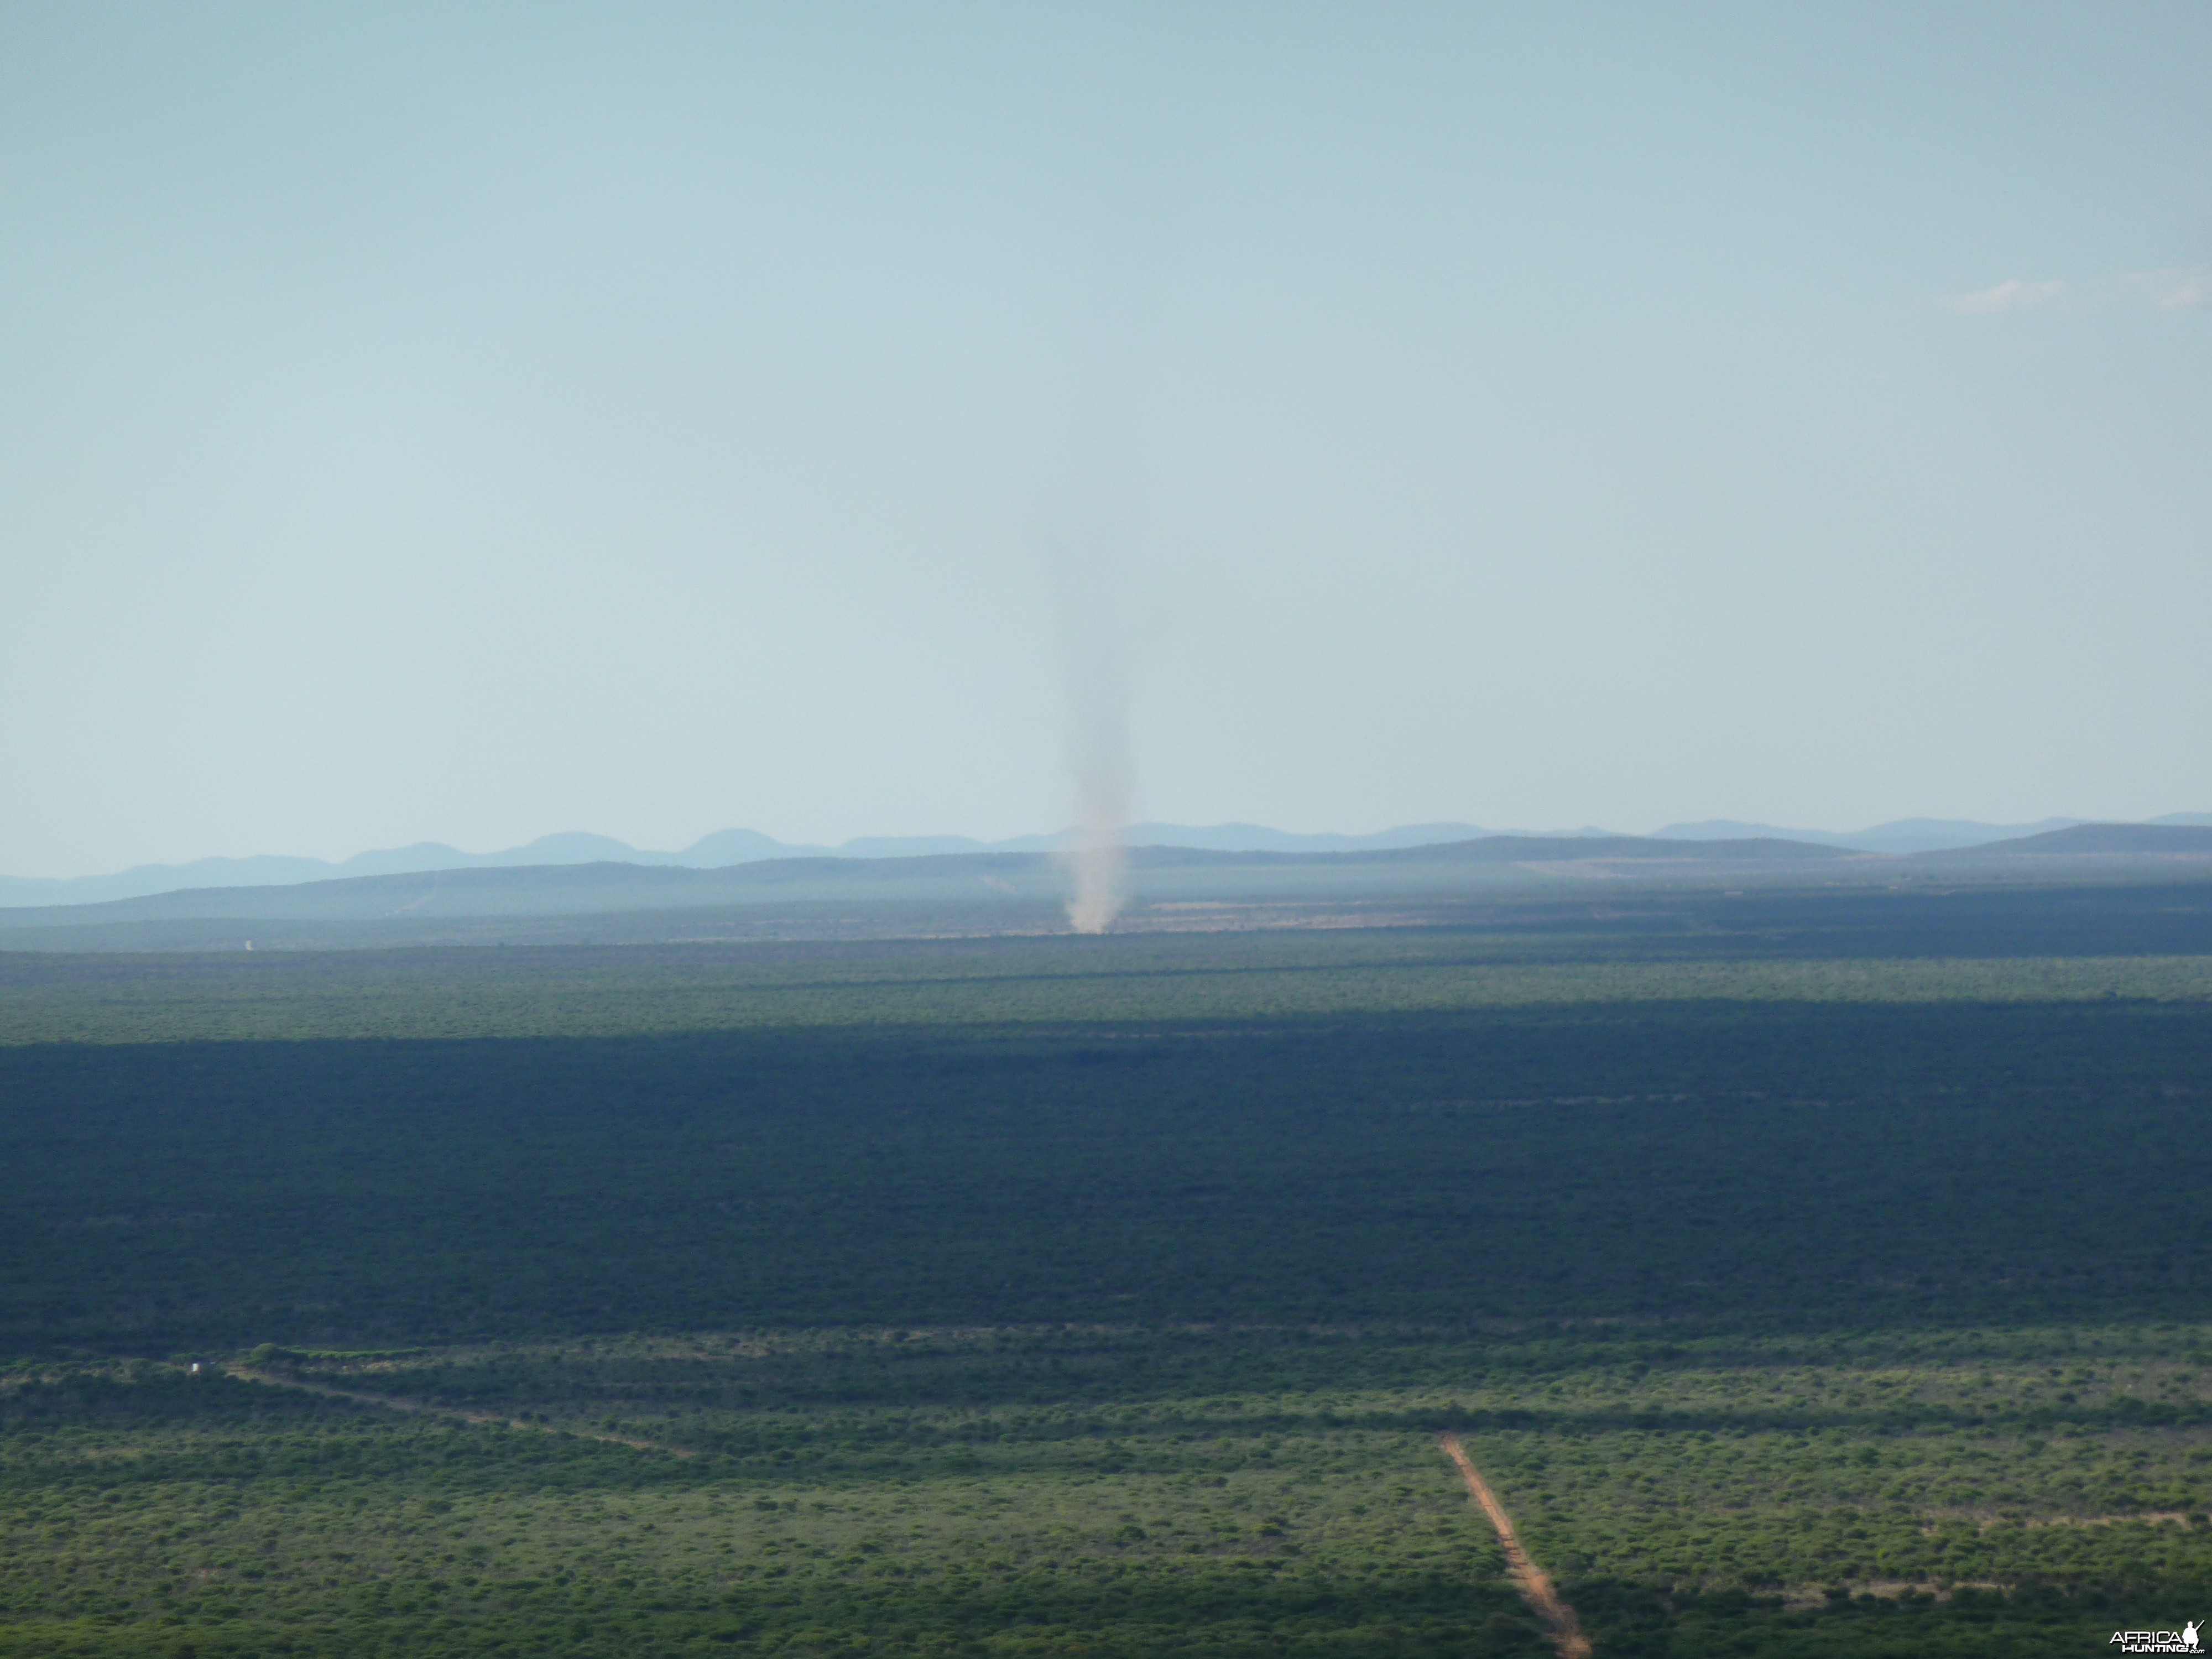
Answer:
3, 2, 2208, 877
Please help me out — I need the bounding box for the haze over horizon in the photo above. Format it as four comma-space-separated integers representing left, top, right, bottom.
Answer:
11, 808, 2212, 907
7, 810, 2204, 887
4, 2, 2208, 879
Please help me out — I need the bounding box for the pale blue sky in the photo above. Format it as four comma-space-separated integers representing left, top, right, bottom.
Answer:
3, 3, 2208, 875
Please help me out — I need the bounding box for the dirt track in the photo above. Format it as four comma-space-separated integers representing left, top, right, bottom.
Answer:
225, 1366, 693, 1458
1441, 1432, 1593, 1659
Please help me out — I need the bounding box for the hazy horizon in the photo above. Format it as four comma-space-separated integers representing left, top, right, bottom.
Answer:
12, 807, 2212, 891
5, 2, 2208, 878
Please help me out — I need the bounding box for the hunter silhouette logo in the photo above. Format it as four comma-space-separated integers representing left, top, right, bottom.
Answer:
2109, 1620, 2201, 1653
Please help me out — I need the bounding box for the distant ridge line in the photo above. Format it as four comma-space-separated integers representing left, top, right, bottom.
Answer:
0, 834, 1860, 929
1938, 822, 2212, 858
0, 821, 1502, 909
6, 814, 2209, 911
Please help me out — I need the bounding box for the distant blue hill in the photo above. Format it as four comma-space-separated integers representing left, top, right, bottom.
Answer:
0, 821, 1520, 909
11, 813, 2206, 910
1652, 814, 2212, 855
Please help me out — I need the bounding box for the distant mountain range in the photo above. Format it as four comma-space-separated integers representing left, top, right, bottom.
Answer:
6, 813, 2210, 910
1651, 813, 2212, 855
1957, 822, 2212, 858
0, 822, 1501, 909
0, 834, 1866, 938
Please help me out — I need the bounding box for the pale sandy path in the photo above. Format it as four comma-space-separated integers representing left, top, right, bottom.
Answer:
225, 1366, 694, 1458
1441, 1432, 1593, 1659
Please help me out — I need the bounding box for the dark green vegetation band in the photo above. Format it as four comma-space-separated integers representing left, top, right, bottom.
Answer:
4, 1000, 2208, 1346
4, 899, 2211, 1655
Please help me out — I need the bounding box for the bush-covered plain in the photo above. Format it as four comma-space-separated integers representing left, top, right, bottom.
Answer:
7, 1323, 2210, 1657
4, 886, 2211, 1654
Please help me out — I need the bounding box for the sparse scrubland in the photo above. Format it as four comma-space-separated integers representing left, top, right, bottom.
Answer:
4, 877, 2212, 1655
